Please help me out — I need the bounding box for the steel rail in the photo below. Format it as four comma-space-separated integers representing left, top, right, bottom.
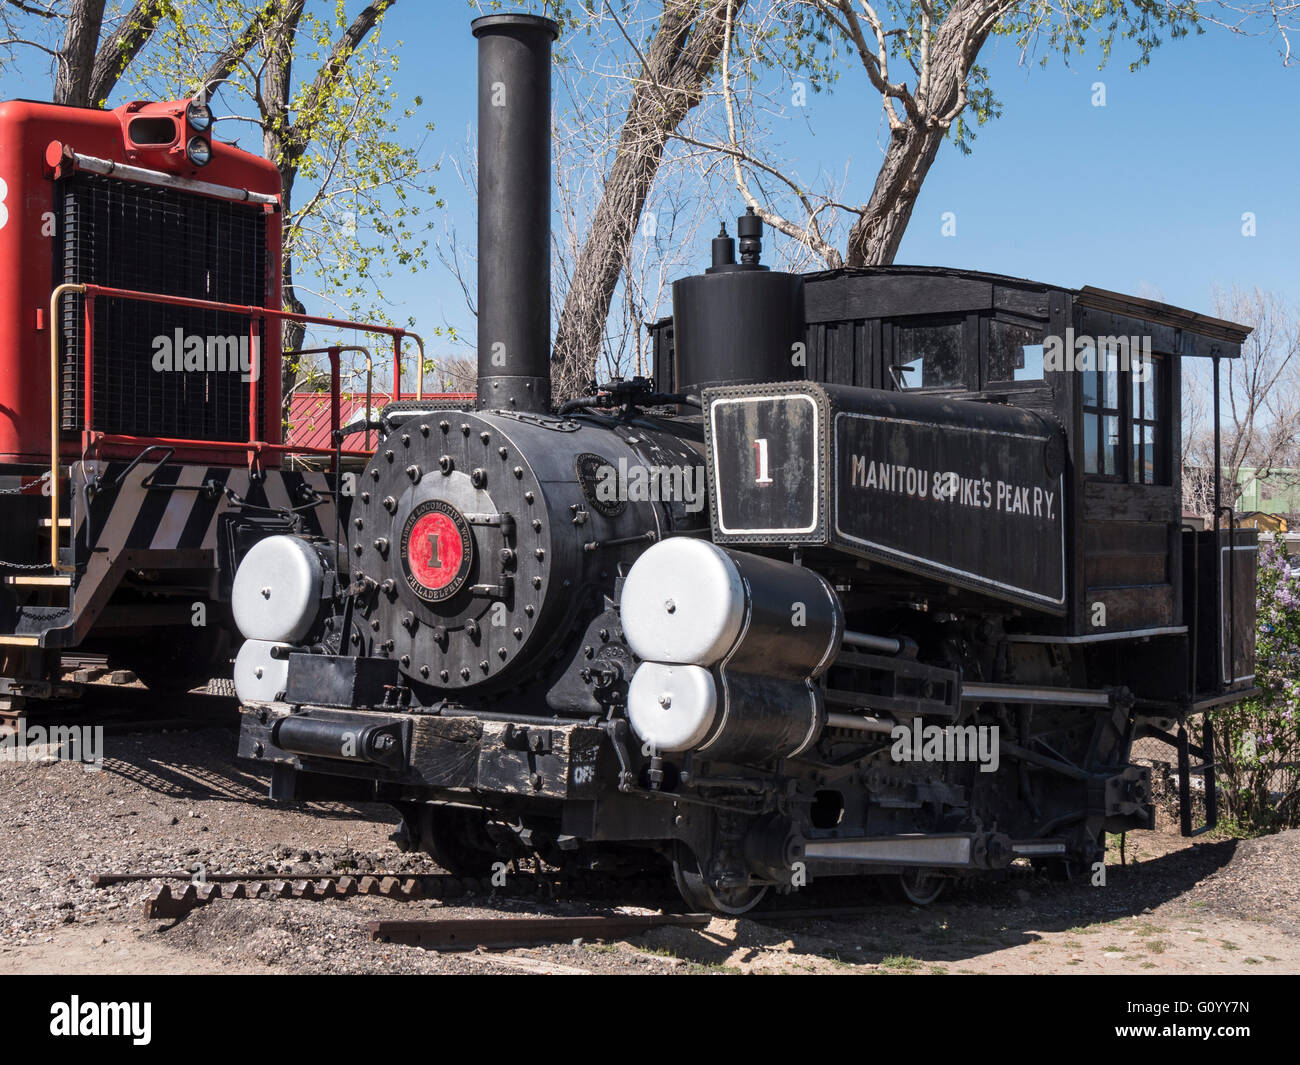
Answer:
285, 345, 374, 454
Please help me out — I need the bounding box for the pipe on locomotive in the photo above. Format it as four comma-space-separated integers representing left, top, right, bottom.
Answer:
472, 13, 558, 414
840, 629, 903, 655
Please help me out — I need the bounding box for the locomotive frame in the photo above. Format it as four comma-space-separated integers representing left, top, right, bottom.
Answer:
659, 267, 1259, 703
224, 13, 1259, 913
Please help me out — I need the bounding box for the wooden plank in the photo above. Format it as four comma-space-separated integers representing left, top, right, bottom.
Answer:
992, 285, 1051, 318
805, 274, 994, 323
1084, 520, 1170, 555
1082, 482, 1176, 523
823, 320, 858, 386
1077, 307, 1177, 354
1062, 290, 1088, 634
1083, 585, 1175, 630
1169, 357, 1183, 622
1175, 330, 1242, 360
1085, 554, 1169, 587
409, 716, 483, 788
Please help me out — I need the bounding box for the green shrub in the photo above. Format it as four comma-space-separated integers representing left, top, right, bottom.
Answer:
1211, 540, 1300, 832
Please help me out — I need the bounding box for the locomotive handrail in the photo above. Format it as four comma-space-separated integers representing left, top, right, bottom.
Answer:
48, 282, 85, 574
50, 147, 282, 207
286, 345, 375, 454
46, 283, 428, 572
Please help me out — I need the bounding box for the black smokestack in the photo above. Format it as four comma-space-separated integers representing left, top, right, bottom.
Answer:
472, 13, 558, 413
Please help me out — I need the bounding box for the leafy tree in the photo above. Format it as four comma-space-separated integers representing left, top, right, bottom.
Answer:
0, 0, 167, 105
128, 0, 439, 405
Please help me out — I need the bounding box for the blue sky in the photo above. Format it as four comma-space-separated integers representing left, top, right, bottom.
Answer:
2, 3, 1295, 357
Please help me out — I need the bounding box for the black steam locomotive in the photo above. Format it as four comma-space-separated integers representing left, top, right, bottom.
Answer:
231, 14, 1258, 912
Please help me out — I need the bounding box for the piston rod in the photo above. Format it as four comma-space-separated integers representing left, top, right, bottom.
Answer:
961, 682, 1112, 707
824, 712, 897, 734
841, 630, 902, 655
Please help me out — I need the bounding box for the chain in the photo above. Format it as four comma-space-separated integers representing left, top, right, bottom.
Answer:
0, 473, 51, 496
0, 472, 58, 569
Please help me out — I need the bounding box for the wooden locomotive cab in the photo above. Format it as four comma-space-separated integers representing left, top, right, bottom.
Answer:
660, 266, 1257, 711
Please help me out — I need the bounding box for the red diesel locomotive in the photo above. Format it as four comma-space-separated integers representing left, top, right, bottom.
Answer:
0, 94, 418, 706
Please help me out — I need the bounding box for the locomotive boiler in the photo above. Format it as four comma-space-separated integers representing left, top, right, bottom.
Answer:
232, 13, 1258, 911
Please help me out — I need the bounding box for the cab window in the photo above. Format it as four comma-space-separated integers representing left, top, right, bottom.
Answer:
892, 319, 965, 390
1132, 354, 1165, 485
985, 319, 1046, 385
1082, 355, 1122, 477
1082, 349, 1167, 484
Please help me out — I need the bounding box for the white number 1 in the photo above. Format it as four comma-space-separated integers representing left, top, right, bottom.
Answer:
753, 438, 774, 485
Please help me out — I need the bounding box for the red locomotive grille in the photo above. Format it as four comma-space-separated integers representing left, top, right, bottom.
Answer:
58, 172, 268, 442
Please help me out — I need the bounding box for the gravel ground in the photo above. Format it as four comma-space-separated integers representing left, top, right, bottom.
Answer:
1, 721, 1297, 975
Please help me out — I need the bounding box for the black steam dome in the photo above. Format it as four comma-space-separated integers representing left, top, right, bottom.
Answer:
671, 209, 806, 394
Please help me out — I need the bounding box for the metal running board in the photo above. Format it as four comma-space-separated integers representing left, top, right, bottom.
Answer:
804, 834, 974, 867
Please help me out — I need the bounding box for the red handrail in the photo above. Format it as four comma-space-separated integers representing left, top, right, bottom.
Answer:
288, 345, 374, 453
71, 282, 425, 465
47, 282, 431, 571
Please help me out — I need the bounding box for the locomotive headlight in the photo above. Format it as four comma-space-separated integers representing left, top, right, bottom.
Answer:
186, 136, 212, 167
186, 99, 213, 132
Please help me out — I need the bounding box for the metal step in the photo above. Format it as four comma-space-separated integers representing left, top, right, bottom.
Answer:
2, 574, 72, 587
1144, 720, 1218, 836
0, 634, 41, 647
1177, 720, 1218, 836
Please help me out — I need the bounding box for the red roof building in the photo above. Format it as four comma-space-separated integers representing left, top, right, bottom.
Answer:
286, 391, 476, 453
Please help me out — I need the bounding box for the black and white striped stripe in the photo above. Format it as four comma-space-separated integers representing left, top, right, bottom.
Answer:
71, 462, 336, 557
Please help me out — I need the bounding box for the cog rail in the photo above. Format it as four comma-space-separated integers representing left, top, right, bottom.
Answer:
92, 869, 672, 920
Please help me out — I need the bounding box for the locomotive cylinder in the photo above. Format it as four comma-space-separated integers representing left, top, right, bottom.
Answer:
472, 13, 558, 413
231, 534, 334, 644
621, 538, 842, 762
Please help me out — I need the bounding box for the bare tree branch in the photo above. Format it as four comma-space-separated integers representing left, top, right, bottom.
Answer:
53, 0, 105, 105
86, 0, 165, 105
552, 0, 744, 400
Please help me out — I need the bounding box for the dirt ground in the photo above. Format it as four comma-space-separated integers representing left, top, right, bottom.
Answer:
1, 718, 1297, 976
